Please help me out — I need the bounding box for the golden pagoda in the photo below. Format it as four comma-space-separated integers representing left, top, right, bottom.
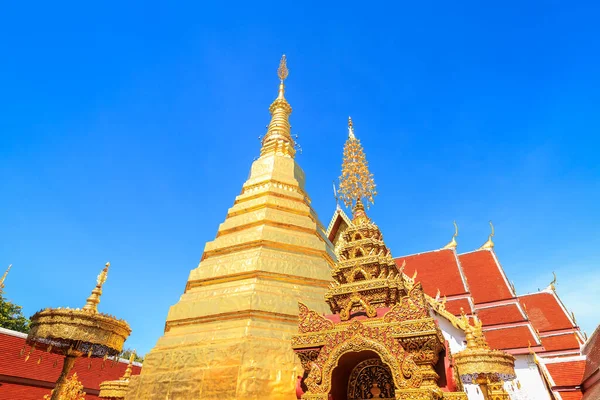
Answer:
125, 55, 336, 399
453, 313, 515, 400
100, 352, 137, 400
291, 120, 467, 400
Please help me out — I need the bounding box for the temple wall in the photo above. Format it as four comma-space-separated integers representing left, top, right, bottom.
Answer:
433, 311, 466, 354
512, 354, 552, 400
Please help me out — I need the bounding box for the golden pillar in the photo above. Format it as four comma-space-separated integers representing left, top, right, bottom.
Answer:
125, 56, 335, 400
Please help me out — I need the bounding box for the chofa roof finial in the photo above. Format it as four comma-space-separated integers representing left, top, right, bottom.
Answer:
443, 221, 459, 249
480, 221, 495, 250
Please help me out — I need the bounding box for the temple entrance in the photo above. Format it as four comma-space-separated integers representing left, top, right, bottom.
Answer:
330, 350, 395, 400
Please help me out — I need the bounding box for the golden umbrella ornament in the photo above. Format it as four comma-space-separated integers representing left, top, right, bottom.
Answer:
26, 263, 131, 400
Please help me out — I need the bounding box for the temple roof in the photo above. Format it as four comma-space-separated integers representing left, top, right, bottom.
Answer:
457, 249, 515, 304
519, 290, 578, 333
0, 327, 141, 399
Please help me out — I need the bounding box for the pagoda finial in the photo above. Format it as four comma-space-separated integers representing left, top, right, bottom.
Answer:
261, 54, 295, 157
479, 221, 495, 250
348, 117, 356, 139
443, 221, 459, 249
83, 262, 110, 312
0, 264, 11, 292
121, 351, 136, 380
338, 118, 377, 216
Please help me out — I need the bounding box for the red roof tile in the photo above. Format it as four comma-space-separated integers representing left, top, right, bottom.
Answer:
582, 383, 600, 400
477, 303, 526, 326
444, 298, 472, 316
458, 250, 513, 304
560, 392, 583, 400
0, 331, 140, 393
395, 249, 468, 297
484, 326, 536, 350
0, 382, 103, 400
541, 334, 581, 352
582, 326, 600, 383
546, 360, 586, 387
519, 292, 574, 333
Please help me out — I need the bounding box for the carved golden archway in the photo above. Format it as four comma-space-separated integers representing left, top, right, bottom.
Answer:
303, 320, 422, 396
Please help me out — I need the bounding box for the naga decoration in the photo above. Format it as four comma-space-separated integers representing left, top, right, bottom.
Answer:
292, 120, 466, 400
26, 263, 131, 400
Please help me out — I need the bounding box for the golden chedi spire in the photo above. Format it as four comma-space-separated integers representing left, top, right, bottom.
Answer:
338, 117, 377, 223
83, 262, 110, 312
261, 54, 295, 158
0, 264, 11, 292
125, 56, 335, 400
443, 221, 459, 249
480, 220, 495, 250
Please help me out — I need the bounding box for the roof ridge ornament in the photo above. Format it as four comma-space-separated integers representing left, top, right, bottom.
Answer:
443, 221, 459, 249
548, 271, 557, 291
479, 220, 495, 250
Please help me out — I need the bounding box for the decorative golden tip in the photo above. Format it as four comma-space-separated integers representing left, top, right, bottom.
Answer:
479, 220, 495, 250
83, 262, 110, 312
443, 221, 459, 249
261, 55, 294, 157
277, 54, 289, 81
121, 350, 136, 380
549, 271, 557, 291
0, 264, 12, 291
348, 116, 356, 139
338, 117, 377, 210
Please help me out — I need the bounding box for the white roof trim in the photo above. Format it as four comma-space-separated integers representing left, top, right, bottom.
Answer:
0, 326, 27, 339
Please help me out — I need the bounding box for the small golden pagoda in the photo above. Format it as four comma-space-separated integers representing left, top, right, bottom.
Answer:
125, 56, 335, 399
26, 263, 131, 400
453, 313, 515, 400
291, 120, 467, 400
99, 352, 137, 400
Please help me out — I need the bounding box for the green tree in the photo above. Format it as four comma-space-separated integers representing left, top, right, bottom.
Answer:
120, 347, 145, 363
0, 293, 30, 333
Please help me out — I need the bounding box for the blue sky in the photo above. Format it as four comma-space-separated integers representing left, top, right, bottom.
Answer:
1, 2, 599, 355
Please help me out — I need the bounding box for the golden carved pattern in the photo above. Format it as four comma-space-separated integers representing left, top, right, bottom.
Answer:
384, 283, 428, 323
339, 293, 377, 321
298, 302, 335, 333
338, 117, 377, 208
347, 358, 395, 400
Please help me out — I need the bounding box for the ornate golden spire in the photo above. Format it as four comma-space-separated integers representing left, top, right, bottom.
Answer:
83, 262, 110, 312
348, 116, 356, 139
479, 221, 495, 250
122, 351, 136, 380
261, 54, 295, 158
443, 221, 458, 249
0, 264, 11, 292
338, 117, 377, 216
